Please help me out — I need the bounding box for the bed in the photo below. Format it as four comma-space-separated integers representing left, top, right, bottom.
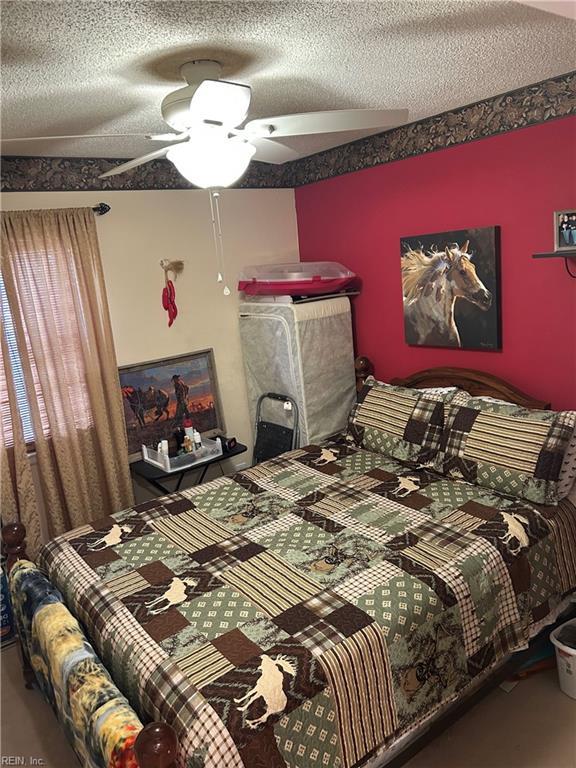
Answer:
4, 364, 576, 768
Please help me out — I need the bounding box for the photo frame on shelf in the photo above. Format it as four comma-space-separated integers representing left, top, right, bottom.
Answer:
118, 349, 225, 460
554, 210, 576, 251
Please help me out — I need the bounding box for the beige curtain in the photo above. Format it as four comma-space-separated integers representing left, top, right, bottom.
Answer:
1, 207, 134, 548
1, 325, 41, 555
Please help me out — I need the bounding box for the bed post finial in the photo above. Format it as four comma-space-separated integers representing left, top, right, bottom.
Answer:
355, 356, 374, 392
1, 522, 28, 573
134, 722, 178, 768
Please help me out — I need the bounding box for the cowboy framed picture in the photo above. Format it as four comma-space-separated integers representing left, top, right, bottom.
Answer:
118, 349, 225, 460
401, 226, 501, 350
555, 210, 576, 251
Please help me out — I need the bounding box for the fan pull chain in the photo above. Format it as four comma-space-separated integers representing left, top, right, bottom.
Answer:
208, 190, 230, 296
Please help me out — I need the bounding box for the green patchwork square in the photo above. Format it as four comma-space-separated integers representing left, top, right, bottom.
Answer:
420, 480, 489, 509
259, 519, 335, 560
355, 575, 443, 641
192, 480, 254, 513
114, 532, 182, 567
336, 451, 405, 479
207, 491, 294, 532
347, 501, 416, 537
272, 469, 334, 497
240, 617, 290, 650
178, 586, 265, 640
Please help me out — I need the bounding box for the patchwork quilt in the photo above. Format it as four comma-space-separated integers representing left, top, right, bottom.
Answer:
35, 440, 576, 768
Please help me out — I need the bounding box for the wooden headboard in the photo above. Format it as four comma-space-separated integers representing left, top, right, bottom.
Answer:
354, 359, 550, 410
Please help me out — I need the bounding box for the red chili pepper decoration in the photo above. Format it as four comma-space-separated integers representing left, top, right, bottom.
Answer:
160, 260, 184, 327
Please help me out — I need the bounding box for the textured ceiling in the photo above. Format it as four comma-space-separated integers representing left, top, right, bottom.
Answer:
1, 0, 575, 160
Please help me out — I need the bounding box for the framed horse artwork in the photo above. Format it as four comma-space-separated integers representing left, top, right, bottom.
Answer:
118, 349, 225, 459
401, 226, 501, 350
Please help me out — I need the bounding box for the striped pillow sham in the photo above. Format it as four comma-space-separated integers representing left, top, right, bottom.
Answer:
347, 378, 445, 463
436, 396, 576, 504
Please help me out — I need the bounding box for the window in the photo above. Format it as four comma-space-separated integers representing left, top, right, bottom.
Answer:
0, 274, 35, 446
1, 254, 94, 449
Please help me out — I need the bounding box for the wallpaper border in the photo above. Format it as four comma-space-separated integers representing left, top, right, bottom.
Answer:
2, 70, 574, 192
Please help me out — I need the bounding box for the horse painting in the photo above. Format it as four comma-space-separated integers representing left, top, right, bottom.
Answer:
402, 238, 495, 348
121, 386, 170, 427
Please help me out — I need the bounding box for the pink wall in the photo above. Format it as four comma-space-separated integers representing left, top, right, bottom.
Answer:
296, 117, 576, 410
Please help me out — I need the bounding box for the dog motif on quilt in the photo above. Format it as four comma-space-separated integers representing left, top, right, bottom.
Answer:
87, 523, 133, 551
234, 654, 296, 728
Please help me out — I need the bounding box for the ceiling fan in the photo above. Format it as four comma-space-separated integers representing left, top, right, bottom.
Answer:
3, 60, 408, 188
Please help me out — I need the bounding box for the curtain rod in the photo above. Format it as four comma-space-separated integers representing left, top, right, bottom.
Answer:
92, 202, 111, 216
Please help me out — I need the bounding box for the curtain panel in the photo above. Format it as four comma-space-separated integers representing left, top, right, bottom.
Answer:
1, 207, 133, 553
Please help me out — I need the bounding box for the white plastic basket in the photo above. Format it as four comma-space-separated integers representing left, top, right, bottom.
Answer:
550, 618, 576, 700
142, 437, 222, 473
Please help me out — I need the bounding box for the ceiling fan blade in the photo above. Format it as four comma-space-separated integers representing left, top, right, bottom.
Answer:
244, 109, 409, 138
147, 133, 186, 142
249, 137, 301, 165
1, 133, 155, 143
190, 79, 251, 128
98, 146, 172, 178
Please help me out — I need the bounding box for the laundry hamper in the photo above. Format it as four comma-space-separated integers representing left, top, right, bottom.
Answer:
550, 618, 576, 700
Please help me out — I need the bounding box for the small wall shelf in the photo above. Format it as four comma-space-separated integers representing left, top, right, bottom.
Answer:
532, 250, 576, 259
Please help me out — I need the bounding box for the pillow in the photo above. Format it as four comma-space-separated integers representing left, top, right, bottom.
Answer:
558, 426, 576, 498
436, 395, 576, 504
347, 377, 445, 463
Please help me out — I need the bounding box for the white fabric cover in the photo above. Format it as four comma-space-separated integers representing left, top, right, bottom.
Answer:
239, 297, 356, 445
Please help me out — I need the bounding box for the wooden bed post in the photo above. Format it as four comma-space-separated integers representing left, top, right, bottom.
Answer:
1, 522, 36, 689
134, 722, 178, 768
355, 355, 374, 392
2, 522, 28, 573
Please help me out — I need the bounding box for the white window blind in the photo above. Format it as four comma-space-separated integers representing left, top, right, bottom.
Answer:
0, 274, 35, 445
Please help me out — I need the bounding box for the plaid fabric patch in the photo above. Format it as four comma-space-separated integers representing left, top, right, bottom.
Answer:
295, 620, 347, 656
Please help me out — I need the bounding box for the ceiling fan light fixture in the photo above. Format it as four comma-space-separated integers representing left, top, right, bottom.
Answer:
166, 135, 255, 189
189, 79, 251, 128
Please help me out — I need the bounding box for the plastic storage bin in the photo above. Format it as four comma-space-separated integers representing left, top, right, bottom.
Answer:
238, 261, 356, 296
142, 438, 222, 472
550, 618, 576, 700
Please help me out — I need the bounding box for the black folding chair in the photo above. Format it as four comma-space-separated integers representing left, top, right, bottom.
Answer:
253, 393, 300, 463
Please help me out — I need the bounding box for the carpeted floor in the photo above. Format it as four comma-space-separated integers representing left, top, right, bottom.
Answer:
1, 643, 574, 768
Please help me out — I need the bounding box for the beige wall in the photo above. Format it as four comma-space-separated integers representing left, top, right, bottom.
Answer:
2, 189, 299, 493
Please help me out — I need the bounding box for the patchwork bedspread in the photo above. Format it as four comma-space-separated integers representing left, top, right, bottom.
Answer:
36, 440, 576, 768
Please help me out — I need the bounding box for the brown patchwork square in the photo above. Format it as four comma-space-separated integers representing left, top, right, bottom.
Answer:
138, 560, 175, 585
451, 407, 479, 432
83, 548, 120, 568
400, 492, 433, 511
143, 607, 189, 643
212, 628, 262, 666
403, 419, 426, 445
274, 603, 318, 634
459, 500, 498, 521
232, 541, 266, 562
534, 450, 563, 481
90, 515, 117, 531
194, 544, 227, 564
165, 497, 195, 515
367, 468, 398, 483
326, 603, 374, 636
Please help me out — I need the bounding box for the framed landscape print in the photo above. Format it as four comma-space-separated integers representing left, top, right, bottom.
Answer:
400, 226, 501, 350
119, 349, 224, 459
